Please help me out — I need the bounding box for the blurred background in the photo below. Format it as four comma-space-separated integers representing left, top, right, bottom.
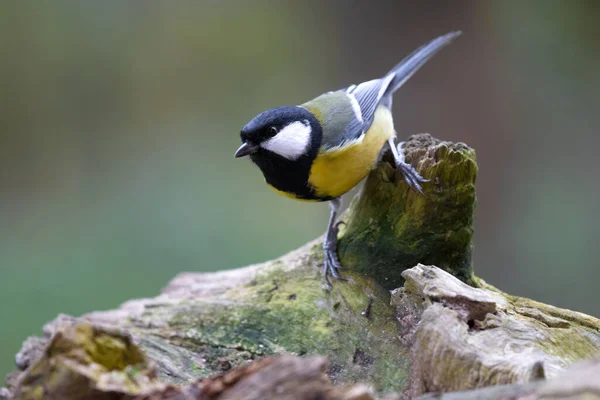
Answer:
2, 0, 600, 378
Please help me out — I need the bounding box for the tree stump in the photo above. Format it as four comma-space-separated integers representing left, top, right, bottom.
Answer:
3, 134, 599, 400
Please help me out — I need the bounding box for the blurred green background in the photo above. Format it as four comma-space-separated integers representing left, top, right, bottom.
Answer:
2, 0, 600, 379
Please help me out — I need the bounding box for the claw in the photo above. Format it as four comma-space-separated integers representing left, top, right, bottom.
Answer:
395, 142, 428, 195
321, 198, 347, 285
403, 166, 418, 186
403, 162, 429, 183
323, 244, 346, 283
327, 254, 342, 278
407, 175, 423, 194
412, 171, 430, 183
398, 163, 424, 194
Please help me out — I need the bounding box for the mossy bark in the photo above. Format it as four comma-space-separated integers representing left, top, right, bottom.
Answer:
339, 134, 477, 289
3, 134, 600, 400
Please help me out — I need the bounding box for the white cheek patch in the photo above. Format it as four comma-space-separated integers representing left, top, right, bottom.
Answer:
262, 120, 312, 160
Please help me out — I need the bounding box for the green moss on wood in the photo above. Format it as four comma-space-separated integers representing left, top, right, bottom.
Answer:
153, 254, 409, 392
338, 134, 478, 289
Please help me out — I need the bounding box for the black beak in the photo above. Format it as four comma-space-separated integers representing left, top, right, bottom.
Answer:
234, 142, 258, 158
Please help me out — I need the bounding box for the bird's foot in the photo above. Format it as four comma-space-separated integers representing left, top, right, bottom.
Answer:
322, 222, 346, 286
396, 142, 429, 195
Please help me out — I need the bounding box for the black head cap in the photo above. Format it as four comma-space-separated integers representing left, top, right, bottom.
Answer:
235, 106, 320, 158
241, 106, 310, 143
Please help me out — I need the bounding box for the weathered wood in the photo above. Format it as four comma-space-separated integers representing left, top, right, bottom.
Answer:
8, 324, 376, 400
396, 265, 599, 396
3, 134, 599, 400
6, 261, 599, 399
11, 323, 163, 400
416, 355, 600, 400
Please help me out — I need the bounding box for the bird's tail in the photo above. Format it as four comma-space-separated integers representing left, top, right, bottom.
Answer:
384, 31, 461, 97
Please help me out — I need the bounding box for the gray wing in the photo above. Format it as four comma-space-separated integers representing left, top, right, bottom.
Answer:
302, 89, 386, 150
335, 31, 461, 147
340, 73, 396, 142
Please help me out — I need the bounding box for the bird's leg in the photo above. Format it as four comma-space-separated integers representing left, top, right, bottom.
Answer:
387, 137, 429, 194
322, 198, 345, 284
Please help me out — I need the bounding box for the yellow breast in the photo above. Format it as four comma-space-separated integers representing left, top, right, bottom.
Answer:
267, 183, 319, 202
308, 105, 395, 199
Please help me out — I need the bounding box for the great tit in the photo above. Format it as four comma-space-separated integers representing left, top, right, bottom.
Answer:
235, 31, 461, 282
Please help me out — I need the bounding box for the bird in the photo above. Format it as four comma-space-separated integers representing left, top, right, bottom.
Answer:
234, 31, 461, 283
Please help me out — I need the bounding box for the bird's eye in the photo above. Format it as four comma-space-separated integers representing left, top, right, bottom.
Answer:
268, 126, 278, 135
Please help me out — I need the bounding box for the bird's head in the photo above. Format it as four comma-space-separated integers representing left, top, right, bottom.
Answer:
235, 106, 320, 161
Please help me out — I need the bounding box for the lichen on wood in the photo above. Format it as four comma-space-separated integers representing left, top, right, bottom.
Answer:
395, 265, 600, 396
3, 133, 600, 400
11, 322, 164, 400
